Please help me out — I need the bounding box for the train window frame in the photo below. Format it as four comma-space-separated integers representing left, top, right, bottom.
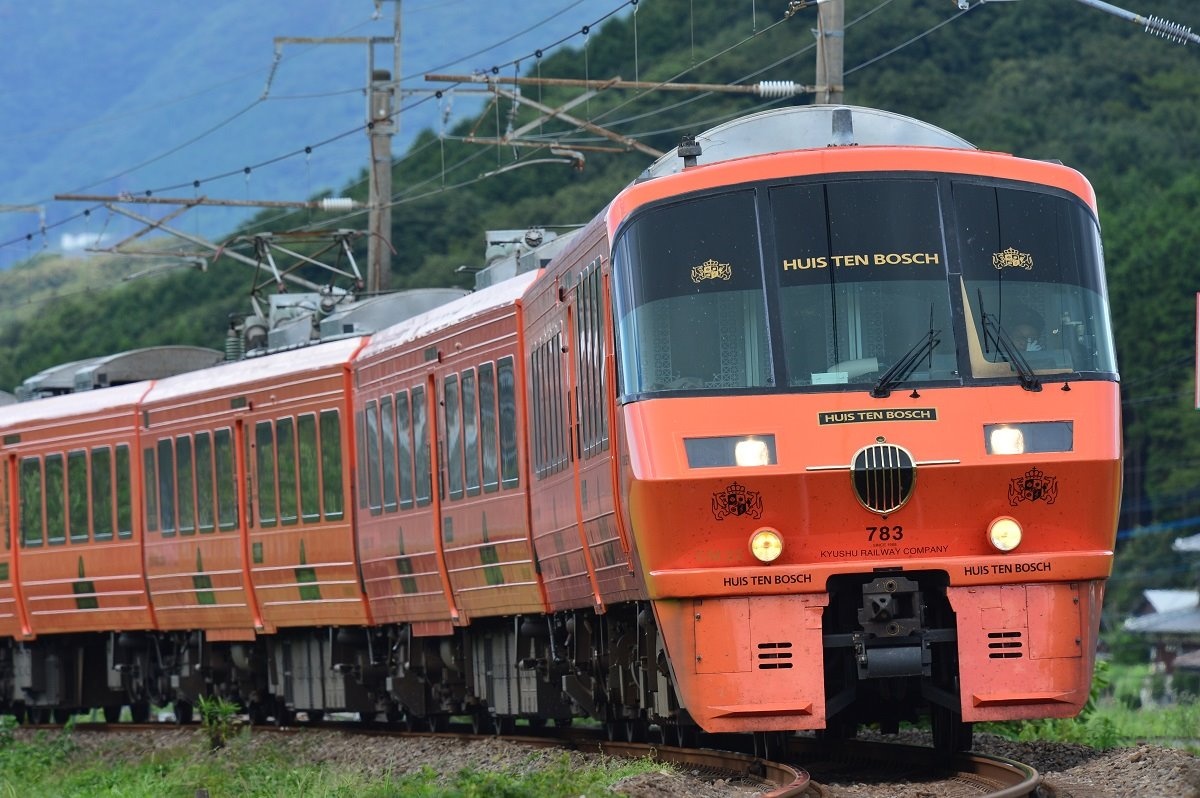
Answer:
396, 390, 414, 509
19, 456, 43, 548
365, 400, 383, 516
319, 410, 344, 521
276, 417, 299, 527
176, 434, 196, 536
94, 447, 115, 542
45, 453, 65, 546
380, 396, 398, 513
445, 373, 464, 501
478, 362, 500, 493
215, 428, 238, 531
142, 447, 158, 534
255, 420, 277, 528
115, 444, 132, 540
157, 438, 177, 537
0, 458, 8, 552
498, 356, 519, 489
413, 384, 432, 507
463, 368, 481, 497
297, 414, 321, 524
68, 449, 89, 544
194, 432, 216, 534
576, 258, 610, 459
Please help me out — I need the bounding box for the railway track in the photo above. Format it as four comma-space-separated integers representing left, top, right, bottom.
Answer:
40, 720, 1047, 797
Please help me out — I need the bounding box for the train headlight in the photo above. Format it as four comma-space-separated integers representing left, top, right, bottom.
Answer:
684, 434, 777, 468
987, 516, 1023, 552
985, 422, 1073, 455
749, 527, 784, 562
735, 438, 771, 467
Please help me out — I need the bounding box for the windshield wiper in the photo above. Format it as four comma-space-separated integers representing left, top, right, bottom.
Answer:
981, 312, 1041, 392
872, 328, 942, 398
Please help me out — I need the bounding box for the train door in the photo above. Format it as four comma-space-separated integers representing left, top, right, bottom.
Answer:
424, 374, 462, 626
0, 452, 29, 639
565, 258, 638, 602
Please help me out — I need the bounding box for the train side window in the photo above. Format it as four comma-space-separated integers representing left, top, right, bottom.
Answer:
157, 439, 177, 537
445, 374, 464, 500
255, 421, 277, 528
45, 454, 65, 546
215, 428, 238, 531
319, 410, 344, 521
577, 261, 609, 458
68, 450, 89, 543
365, 401, 382, 515
0, 458, 8, 551
380, 397, 398, 512
194, 432, 215, 533
498, 357, 519, 489
355, 409, 367, 511
142, 448, 158, 534
462, 368, 480, 497
177, 435, 196, 536
396, 391, 414, 509
276, 418, 298, 526
115, 445, 132, 539
413, 385, 432, 507
19, 457, 43, 548
479, 363, 499, 493
93, 448, 115, 541
297, 414, 320, 523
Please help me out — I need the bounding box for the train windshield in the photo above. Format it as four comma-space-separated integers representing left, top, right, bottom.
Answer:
611, 176, 1116, 398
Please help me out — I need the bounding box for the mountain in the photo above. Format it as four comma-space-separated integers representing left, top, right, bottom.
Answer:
0, 0, 627, 265
2, 0, 1200, 625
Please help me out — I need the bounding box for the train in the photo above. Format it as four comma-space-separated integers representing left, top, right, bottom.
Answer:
0, 105, 1121, 755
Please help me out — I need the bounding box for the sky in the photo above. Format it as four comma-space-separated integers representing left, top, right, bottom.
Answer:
0, 0, 632, 267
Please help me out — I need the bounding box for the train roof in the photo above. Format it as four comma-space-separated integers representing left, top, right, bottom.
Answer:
143, 335, 366, 403
0, 380, 150, 426
358, 269, 539, 360
638, 105, 975, 180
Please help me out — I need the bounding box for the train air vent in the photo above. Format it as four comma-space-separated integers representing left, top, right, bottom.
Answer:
756, 641, 793, 670
850, 443, 916, 515
986, 631, 1024, 659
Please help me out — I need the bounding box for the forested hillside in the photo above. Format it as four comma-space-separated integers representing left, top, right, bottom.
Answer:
1, 0, 1198, 624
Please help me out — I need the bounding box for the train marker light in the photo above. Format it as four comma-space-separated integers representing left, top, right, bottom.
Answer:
987, 516, 1023, 552
749, 527, 784, 562
735, 437, 772, 467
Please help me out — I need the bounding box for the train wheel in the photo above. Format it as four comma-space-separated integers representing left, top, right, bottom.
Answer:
129, 701, 151, 723
307, 709, 325, 723
753, 731, 788, 761
51, 707, 73, 725
525, 716, 546, 734
672, 722, 697, 748
28, 706, 50, 725
470, 711, 494, 735
426, 714, 448, 733
102, 705, 123, 724
494, 716, 515, 736
624, 718, 647, 743
174, 700, 194, 725
931, 705, 973, 756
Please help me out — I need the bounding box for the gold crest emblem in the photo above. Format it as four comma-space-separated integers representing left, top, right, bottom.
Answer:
992, 247, 1033, 271
691, 259, 732, 283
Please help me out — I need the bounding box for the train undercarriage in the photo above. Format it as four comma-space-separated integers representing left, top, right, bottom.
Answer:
0, 573, 972, 755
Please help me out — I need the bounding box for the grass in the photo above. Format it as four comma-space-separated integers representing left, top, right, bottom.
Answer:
0, 717, 667, 798
979, 661, 1200, 752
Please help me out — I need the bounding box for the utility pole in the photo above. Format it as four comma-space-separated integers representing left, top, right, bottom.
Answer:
273, 0, 401, 294
368, 68, 394, 294
815, 0, 845, 104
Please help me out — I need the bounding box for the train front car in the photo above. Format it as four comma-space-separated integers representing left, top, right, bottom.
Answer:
607, 107, 1120, 752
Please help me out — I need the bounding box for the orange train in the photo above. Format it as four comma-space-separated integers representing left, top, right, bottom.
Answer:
0, 106, 1120, 752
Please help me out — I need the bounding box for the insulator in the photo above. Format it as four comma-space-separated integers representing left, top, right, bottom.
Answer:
319, 197, 356, 212
757, 80, 798, 99
1144, 15, 1193, 44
